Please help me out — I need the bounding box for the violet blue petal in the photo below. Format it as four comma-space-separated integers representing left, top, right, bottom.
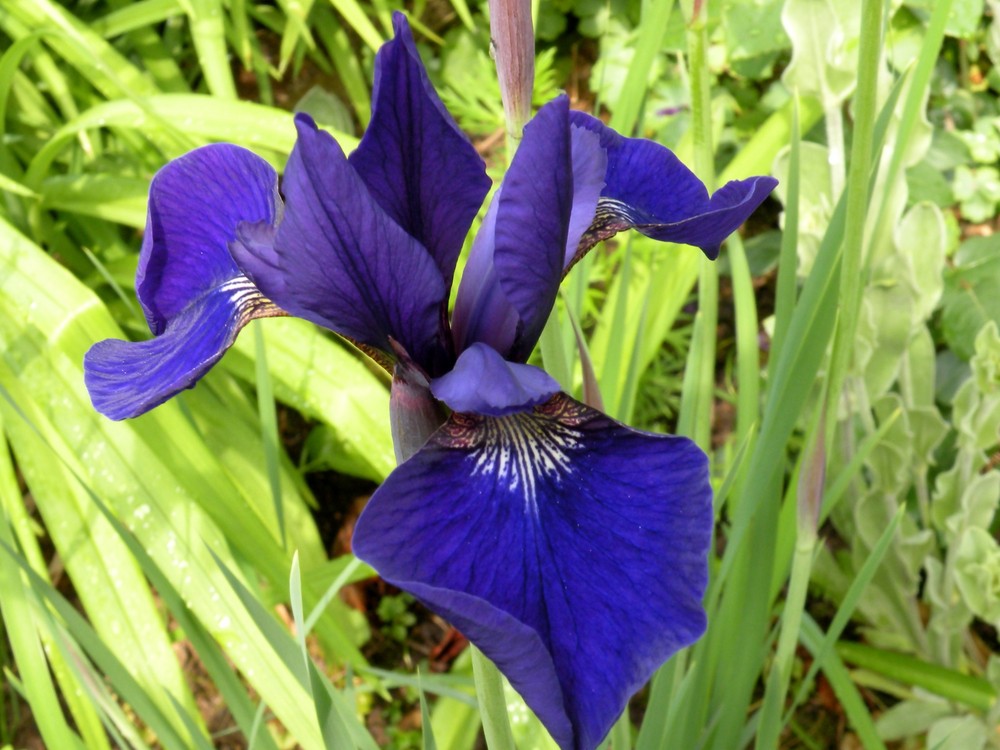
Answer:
429, 342, 559, 416
136, 143, 280, 335
349, 13, 490, 286
563, 122, 607, 267
452, 97, 574, 362
492, 95, 573, 361
568, 111, 777, 261
232, 114, 449, 372
354, 393, 712, 750
450, 195, 518, 356
84, 278, 276, 420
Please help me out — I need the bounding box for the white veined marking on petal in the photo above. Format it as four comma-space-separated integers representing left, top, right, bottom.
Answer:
218, 275, 276, 325
469, 410, 584, 517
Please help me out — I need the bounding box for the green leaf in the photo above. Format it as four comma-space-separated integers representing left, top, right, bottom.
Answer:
941, 236, 1000, 360
0, 216, 326, 748
0, 374, 204, 743
722, 0, 790, 61
857, 280, 914, 400
40, 175, 149, 228
781, 0, 859, 106
895, 202, 948, 322
837, 641, 998, 711
772, 142, 833, 277
954, 527, 1000, 626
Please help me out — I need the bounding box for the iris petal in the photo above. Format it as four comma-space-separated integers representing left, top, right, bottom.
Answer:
349, 13, 490, 286
136, 143, 280, 335
430, 342, 559, 416
563, 123, 607, 267
84, 278, 279, 420
231, 114, 450, 373
568, 111, 778, 261
453, 97, 575, 362
353, 393, 711, 750
492, 95, 573, 361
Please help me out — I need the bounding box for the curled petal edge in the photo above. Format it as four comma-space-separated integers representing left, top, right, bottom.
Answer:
85, 277, 282, 420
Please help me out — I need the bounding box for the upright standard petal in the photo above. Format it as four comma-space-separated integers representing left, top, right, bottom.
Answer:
136, 144, 281, 334
232, 114, 450, 373
568, 111, 777, 261
563, 122, 607, 267
85, 278, 280, 420
453, 97, 574, 362
349, 13, 490, 286
354, 393, 712, 750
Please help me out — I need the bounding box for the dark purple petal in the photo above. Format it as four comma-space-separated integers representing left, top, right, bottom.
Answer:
232, 114, 449, 372
136, 144, 280, 335
563, 122, 607, 267
348, 13, 490, 287
493, 96, 573, 360
354, 393, 711, 750
85, 278, 278, 420
568, 111, 777, 261
450, 195, 519, 356
452, 97, 574, 362
430, 343, 559, 416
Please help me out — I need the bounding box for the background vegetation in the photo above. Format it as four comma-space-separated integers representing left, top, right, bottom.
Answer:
1, 0, 999, 748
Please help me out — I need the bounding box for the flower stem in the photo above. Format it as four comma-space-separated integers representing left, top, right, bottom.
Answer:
471, 647, 517, 750
676, 2, 717, 451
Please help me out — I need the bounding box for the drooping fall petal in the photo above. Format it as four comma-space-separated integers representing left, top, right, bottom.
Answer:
84, 144, 283, 420
85, 280, 279, 420
353, 393, 712, 750
568, 111, 777, 261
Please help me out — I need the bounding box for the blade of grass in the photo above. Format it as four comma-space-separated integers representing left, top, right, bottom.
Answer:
0, 362, 204, 741
676, 5, 717, 451
727, 231, 759, 465
788, 505, 906, 718
1, 0, 159, 99
609, 0, 674, 137
325, 0, 384, 52
800, 616, 887, 750
254, 324, 286, 546
471, 648, 516, 750
754, 409, 824, 749
178, 0, 237, 98
92, 0, 183, 38
312, 5, 371, 125
836, 642, 997, 711
419, 669, 440, 750
0, 428, 90, 750
217, 549, 376, 750
0, 538, 203, 749
865, 0, 952, 278
0, 217, 328, 748
768, 95, 801, 368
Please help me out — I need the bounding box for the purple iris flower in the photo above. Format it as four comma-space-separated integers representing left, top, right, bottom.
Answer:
84, 14, 775, 750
